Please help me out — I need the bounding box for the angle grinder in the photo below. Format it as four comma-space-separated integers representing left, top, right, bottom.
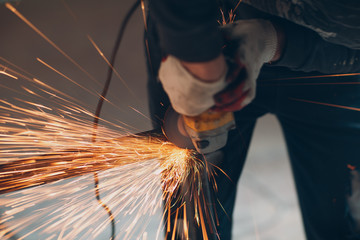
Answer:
163, 107, 236, 154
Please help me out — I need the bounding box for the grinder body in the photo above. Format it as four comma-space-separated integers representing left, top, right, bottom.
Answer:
183, 111, 235, 154
163, 107, 235, 154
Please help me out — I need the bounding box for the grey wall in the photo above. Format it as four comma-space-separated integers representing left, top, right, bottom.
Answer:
0, 0, 151, 133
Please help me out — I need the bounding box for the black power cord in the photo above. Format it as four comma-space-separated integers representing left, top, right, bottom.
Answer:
91, 1, 141, 239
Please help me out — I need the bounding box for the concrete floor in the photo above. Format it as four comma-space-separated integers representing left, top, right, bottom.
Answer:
0, 0, 305, 239
234, 114, 305, 240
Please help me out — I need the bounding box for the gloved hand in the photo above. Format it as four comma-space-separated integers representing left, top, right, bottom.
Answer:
159, 19, 278, 116
213, 19, 278, 112
159, 55, 228, 116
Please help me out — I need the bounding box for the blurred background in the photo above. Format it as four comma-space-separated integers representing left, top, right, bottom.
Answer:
0, 0, 305, 239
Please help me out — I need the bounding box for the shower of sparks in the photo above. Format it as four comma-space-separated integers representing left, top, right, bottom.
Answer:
1, 2, 224, 239
36, 58, 98, 97
0, 154, 201, 240
0, 87, 216, 239
0, 62, 219, 239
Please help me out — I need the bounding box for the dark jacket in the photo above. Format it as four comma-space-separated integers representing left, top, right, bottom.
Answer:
149, 0, 360, 74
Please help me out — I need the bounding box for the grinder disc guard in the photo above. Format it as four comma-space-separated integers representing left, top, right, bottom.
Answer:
163, 107, 195, 150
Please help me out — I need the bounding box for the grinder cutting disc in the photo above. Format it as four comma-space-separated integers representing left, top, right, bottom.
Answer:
163, 107, 195, 150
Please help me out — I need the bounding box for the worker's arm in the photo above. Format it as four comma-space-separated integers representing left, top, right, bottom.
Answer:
243, 0, 360, 50
149, 0, 222, 62
271, 19, 360, 73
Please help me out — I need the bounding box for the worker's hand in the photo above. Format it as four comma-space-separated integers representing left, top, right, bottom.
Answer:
159, 55, 228, 116
159, 19, 281, 115
212, 19, 279, 112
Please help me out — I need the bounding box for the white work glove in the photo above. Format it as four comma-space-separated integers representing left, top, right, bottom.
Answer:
159, 55, 227, 116
213, 19, 278, 112
158, 19, 278, 116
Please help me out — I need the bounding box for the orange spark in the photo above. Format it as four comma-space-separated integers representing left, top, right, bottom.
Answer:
0, 70, 18, 79
36, 58, 98, 96
290, 98, 360, 112
141, 0, 147, 31
0, 87, 221, 239
219, 0, 243, 25
259, 81, 360, 87
0, 63, 37, 83
61, 0, 79, 22
0, 56, 34, 77
87, 35, 136, 97
197, 196, 209, 240
260, 72, 360, 82
183, 203, 189, 239
5, 3, 99, 84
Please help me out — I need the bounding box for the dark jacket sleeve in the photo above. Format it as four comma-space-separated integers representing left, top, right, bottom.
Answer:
272, 19, 360, 73
243, 0, 360, 50
149, 0, 223, 62
149, 0, 360, 73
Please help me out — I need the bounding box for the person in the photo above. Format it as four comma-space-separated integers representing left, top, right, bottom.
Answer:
145, 0, 360, 239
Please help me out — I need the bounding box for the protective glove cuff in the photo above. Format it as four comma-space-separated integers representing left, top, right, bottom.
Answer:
261, 21, 278, 63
